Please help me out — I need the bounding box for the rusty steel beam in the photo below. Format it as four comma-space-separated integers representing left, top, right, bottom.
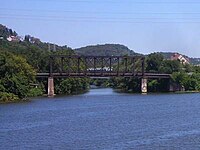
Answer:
46, 55, 172, 79
77, 57, 80, 73
117, 57, 119, 76
142, 57, 145, 77
49, 56, 53, 77
50, 55, 144, 59
132, 57, 135, 76
36, 72, 171, 79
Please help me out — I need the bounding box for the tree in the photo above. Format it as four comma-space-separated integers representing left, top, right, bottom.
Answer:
159, 60, 181, 74
146, 53, 164, 72
0, 51, 36, 102
172, 72, 187, 86
184, 64, 193, 73
55, 78, 89, 94
24, 35, 31, 42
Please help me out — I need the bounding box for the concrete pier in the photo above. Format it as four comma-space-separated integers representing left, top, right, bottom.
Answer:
169, 79, 175, 92
48, 77, 54, 97
141, 78, 147, 93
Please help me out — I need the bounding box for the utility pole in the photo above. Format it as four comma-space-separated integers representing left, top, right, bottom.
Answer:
48, 43, 51, 51
53, 44, 56, 51
0, 36, 3, 45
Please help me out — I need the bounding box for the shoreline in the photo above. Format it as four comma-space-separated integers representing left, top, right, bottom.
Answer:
1, 88, 199, 104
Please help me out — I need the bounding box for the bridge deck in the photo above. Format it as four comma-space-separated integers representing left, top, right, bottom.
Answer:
37, 72, 171, 79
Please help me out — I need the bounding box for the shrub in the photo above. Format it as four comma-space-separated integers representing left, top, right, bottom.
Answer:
0, 92, 20, 103
27, 87, 43, 97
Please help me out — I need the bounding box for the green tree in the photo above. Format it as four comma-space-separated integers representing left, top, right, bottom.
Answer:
0, 51, 36, 102
159, 60, 181, 74
172, 72, 187, 86
146, 53, 164, 72
55, 78, 89, 95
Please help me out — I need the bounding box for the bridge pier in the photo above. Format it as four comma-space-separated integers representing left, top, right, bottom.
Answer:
48, 77, 54, 97
168, 79, 185, 92
169, 79, 174, 92
141, 78, 148, 93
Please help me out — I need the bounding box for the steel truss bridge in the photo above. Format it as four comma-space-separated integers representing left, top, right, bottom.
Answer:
37, 55, 171, 79
36, 55, 172, 96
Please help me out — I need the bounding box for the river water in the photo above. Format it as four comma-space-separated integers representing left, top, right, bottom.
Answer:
0, 88, 200, 150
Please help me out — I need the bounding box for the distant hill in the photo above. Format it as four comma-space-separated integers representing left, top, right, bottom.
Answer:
1, 24, 199, 65
189, 57, 200, 65
75, 45, 200, 65
75, 44, 139, 56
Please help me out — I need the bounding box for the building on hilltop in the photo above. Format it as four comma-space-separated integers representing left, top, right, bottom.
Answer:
171, 53, 190, 65
30, 37, 41, 44
6, 35, 21, 42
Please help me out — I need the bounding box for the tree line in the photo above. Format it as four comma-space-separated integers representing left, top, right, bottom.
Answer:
0, 39, 200, 103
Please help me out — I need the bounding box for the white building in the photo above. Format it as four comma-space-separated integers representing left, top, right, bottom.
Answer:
171, 53, 190, 65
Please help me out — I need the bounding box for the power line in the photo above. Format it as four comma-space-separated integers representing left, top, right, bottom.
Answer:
2, 16, 200, 24
1, 8, 200, 15
18, 0, 200, 4
2, 14, 200, 20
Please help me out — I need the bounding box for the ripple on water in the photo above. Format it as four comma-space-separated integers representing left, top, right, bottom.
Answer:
0, 89, 200, 149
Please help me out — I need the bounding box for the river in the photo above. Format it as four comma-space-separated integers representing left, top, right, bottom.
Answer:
0, 88, 200, 149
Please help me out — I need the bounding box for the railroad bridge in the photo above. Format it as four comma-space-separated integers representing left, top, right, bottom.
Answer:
37, 55, 172, 97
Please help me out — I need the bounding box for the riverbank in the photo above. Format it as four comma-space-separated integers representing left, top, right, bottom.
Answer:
114, 88, 200, 95
0, 88, 89, 104
0, 97, 30, 104
1, 87, 199, 104
174, 90, 200, 94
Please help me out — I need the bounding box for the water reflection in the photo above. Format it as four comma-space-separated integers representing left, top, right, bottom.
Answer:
84, 88, 118, 96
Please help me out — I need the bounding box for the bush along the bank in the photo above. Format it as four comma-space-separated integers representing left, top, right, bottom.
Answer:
111, 77, 141, 93
54, 78, 90, 95
27, 87, 44, 97
0, 51, 38, 103
172, 72, 200, 91
0, 92, 20, 103
90, 78, 112, 88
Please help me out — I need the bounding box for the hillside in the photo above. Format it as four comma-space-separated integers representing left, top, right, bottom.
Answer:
158, 52, 200, 65
0, 24, 17, 38
0, 24, 73, 51
0, 24, 74, 72
75, 44, 139, 56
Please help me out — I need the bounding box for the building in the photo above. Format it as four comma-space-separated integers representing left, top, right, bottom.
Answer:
30, 37, 41, 44
171, 53, 190, 65
6, 36, 20, 42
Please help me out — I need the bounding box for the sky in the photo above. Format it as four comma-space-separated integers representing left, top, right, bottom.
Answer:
1, 0, 200, 57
